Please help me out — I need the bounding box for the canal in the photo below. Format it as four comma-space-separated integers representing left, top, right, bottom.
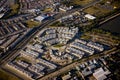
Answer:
99, 15, 120, 35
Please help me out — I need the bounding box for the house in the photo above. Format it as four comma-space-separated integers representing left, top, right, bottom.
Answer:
62, 74, 71, 80
82, 68, 92, 77
34, 15, 47, 22
59, 6, 73, 12
93, 68, 111, 80
35, 13, 52, 22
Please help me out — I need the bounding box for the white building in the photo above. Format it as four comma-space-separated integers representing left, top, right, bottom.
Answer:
0, 13, 4, 18
93, 68, 111, 80
35, 15, 47, 22
85, 14, 96, 20
75, 39, 87, 45
70, 42, 94, 55
62, 74, 71, 80
87, 42, 104, 51
38, 58, 57, 69
66, 47, 84, 59
59, 6, 73, 12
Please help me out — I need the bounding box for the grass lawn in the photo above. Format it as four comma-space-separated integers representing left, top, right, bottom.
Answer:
10, 4, 19, 15
84, 5, 111, 17
84, 0, 120, 17
53, 44, 64, 48
3, 4, 20, 19
0, 69, 19, 80
43, 8, 53, 12
25, 20, 41, 28
81, 34, 92, 40
84, 6, 100, 16
15, 56, 32, 63
50, 21, 65, 27
62, 0, 95, 7
71, 0, 95, 6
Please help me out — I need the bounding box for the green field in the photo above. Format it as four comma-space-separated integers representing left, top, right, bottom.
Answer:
25, 20, 41, 28
71, 0, 94, 6
84, 6, 111, 17
53, 44, 64, 48
2, 4, 20, 19
62, 0, 95, 7
84, 0, 120, 17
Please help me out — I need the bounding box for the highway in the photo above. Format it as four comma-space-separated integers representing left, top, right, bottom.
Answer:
0, 0, 102, 67
0, 20, 56, 65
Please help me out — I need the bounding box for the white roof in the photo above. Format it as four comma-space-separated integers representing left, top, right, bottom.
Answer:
0, 7, 3, 11
85, 14, 96, 20
35, 16, 45, 22
0, 13, 4, 18
28, 9, 36, 12
28, 9, 40, 12
93, 68, 110, 80
62, 74, 71, 80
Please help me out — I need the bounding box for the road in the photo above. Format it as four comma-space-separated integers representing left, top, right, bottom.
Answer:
0, 20, 56, 65
99, 11, 120, 25
0, 0, 102, 66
